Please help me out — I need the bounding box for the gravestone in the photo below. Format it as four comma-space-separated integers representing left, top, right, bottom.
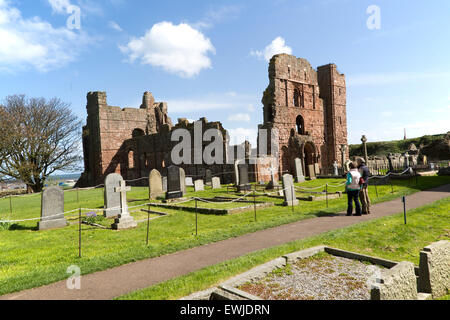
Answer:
238, 164, 251, 192
180, 168, 186, 195
234, 161, 240, 186
212, 177, 221, 189
333, 161, 339, 176
111, 180, 137, 230
149, 169, 164, 200
104, 173, 123, 218
282, 174, 299, 206
388, 155, 394, 172
185, 177, 194, 187
308, 164, 316, 179
162, 176, 168, 192
194, 179, 205, 192
314, 163, 320, 176
403, 153, 410, 169
166, 166, 183, 199
38, 186, 67, 230
294, 158, 305, 183
205, 169, 212, 186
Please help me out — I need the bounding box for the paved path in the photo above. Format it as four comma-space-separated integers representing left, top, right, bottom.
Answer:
2, 184, 449, 300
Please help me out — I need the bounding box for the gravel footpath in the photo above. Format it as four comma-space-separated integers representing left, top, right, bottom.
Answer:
239, 253, 382, 300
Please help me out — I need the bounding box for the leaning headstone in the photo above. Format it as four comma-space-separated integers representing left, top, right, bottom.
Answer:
185, 177, 194, 187
166, 165, 183, 199
180, 168, 186, 195
212, 177, 221, 189
149, 169, 164, 200
104, 173, 123, 218
111, 180, 137, 230
38, 186, 67, 230
294, 158, 305, 183
238, 164, 251, 192
282, 174, 299, 206
194, 179, 205, 192
205, 169, 212, 186
234, 161, 240, 186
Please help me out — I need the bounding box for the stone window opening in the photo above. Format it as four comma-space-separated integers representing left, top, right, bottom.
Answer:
296, 115, 305, 135
293, 89, 299, 107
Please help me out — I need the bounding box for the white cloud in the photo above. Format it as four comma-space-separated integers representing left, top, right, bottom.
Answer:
247, 104, 256, 112
228, 113, 250, 122
48, 0, 72, 14
227, 128, 258, 146
109, 21, 122, 32
120, 21, 215, 78
251, 37, 292, 62
0, 0, 89, 72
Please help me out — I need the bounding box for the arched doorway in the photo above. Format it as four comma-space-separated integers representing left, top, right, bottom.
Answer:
303, 142, 316, 177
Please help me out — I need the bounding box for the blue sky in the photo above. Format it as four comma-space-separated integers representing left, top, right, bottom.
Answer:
0, 0, 449, 147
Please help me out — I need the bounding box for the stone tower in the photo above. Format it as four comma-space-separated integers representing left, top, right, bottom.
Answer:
259, 53, 348, 177
78, 91, 173, 187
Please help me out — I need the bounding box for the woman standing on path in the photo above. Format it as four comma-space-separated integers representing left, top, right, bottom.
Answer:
346, 162, 362, 216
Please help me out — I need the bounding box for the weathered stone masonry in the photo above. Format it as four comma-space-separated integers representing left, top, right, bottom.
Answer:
259, 54, 348, 178
77, 54, 349, 187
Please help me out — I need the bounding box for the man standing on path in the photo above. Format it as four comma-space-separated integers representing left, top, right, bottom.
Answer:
357, 158, 371, 215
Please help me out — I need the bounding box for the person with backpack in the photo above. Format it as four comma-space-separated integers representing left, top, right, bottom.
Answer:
346, 162, 362, 216
357, 158, 371, 215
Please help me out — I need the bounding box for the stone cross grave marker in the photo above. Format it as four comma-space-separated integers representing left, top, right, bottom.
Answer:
212, 177, 221, 189
333, 161, 339, 176
282, 174, 299, 206
38, 186, 67, 231
238, 164, 251, 192
266, 166, 279, 190
294, 158, 305, 183
104, 173, 123, 218
205, 169, 212, 185
111, 180, 137, 230
166, 165, 183, 199
194, 179, 205, 192
149, 169, 164, 200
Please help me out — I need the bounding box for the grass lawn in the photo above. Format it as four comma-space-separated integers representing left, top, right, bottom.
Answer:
118, 196, 450, 300
0, 175, 448, 296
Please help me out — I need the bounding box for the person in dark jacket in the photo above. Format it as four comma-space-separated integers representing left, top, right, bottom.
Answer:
346, 162, 362, 216
357, 158, 371, 214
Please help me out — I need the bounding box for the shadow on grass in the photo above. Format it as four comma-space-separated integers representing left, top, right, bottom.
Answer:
7, 224, 38, 232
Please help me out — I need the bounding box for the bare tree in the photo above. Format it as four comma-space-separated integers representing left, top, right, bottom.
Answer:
0, 95, 82, 193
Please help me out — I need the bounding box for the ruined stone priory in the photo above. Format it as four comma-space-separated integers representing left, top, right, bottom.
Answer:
77, 53, 349, 188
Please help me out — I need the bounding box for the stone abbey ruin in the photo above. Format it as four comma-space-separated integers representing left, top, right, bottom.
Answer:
77, 53, 349, 187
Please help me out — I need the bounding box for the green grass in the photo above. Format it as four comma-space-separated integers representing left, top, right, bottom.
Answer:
0, 175, 448, 296
118, 196, 450, 300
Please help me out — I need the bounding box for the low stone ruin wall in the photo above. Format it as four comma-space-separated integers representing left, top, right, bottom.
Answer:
181, 241, 450, 300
